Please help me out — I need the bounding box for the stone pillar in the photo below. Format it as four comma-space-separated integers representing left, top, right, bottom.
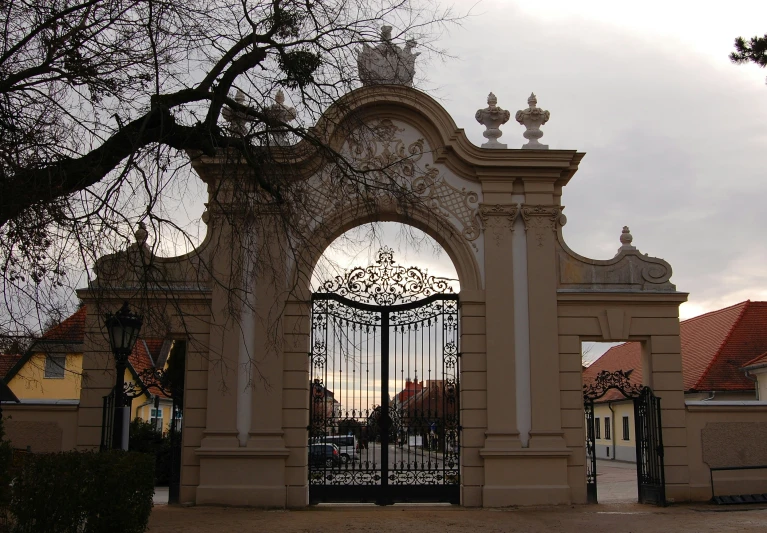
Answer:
505, 203, 570, 504
641, 332, 690, 502
282, 296, 311, 507
195, 209, 247, 504
477, 203, 523, 506
458, 289, 487, 507
246, 210, 290, 505
521, 204, 567, 448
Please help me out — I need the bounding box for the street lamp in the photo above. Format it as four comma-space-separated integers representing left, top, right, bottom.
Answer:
105, 301, 143, 450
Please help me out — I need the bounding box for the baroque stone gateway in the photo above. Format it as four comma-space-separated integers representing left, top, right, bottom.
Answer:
75, 30, 692, 507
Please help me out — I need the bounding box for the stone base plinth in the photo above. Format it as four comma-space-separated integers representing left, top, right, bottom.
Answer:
479, 449, 572, 506
196, 447, 290, 507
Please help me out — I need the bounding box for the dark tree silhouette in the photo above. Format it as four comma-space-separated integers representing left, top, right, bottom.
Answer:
0, 0, 461, 346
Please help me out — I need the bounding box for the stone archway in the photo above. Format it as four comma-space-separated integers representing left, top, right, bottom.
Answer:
76, 83, 690, 508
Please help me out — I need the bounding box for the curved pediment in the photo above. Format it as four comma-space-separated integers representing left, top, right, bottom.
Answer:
556, 228, 676, 292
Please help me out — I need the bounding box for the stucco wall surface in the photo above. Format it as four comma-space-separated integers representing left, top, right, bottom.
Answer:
686, 403, 767, 500
2, 403, 79, 452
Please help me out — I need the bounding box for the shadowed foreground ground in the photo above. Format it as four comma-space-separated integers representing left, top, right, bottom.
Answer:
147, 503, 767, 532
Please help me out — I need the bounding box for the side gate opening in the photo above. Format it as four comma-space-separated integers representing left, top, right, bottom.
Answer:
308, 247, 461, 505
583, 369, 666, 506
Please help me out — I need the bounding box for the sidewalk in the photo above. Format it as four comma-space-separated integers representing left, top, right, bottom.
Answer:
147, 502, 767, 532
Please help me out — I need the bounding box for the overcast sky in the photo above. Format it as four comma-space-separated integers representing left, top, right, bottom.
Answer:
414, 0, 767, 321
314, 1, 767, 361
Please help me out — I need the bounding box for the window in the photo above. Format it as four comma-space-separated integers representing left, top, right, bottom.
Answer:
605, 417, 611, 440
150, 408, 163, 430
44, 355, 65, 379
595, 418, 601, 439
623, 416, 630, 441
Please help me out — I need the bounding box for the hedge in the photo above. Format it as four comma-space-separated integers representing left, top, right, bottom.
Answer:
9, 450, 154, 533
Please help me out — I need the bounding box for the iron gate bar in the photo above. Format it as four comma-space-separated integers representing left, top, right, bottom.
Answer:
309, 288, 459, 505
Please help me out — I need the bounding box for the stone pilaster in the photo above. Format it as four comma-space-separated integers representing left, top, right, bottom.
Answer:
478, 204, 519, 448
478, 203, 525, 505
520, 204, 567, 448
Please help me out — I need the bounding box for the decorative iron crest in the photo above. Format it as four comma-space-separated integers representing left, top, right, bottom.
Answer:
318, 247, 455, 306
583, 369, 643, 401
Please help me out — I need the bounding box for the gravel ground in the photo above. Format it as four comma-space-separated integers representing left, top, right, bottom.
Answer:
146, 502, 767, 533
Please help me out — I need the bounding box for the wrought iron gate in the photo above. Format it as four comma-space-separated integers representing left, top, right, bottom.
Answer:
634, 387, 665, 505
309, 248, 460, 505
583, 370, 666, 506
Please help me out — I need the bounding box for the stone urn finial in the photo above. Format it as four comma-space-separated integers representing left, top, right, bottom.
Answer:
222, 89, 248, 136
475, 92, 511, 149
265, 89, 297, 146
515, 92, 550, 149
618, 226, 637, 253
131, 221, 149, 251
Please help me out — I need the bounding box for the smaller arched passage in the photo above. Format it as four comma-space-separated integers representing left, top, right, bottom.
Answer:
583, 369, 666, 506
282, 214, 481, 506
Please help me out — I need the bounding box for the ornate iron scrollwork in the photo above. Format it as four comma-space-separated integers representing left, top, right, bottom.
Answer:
318, 247, 455, 306
583, 369, 643, 401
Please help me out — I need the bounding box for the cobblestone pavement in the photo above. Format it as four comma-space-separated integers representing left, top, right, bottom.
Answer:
147, 502, 767, 532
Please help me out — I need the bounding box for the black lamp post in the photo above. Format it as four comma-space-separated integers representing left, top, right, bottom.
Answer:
105, 301, 143, 450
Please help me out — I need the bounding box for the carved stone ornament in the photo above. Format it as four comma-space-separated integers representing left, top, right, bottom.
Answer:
357, 26, 420, 87
318, 247, 454, 306
520, 204, 565, 247
264, 89, 297, 146
413, 170, 481, 244
296, 120, 481, 250
557, 226, 676, 292
475, 92, 511, 149
222, 89, 248, 135
618, 226, 637, 253
515, 93, 550, 150
479, 204, 519, 247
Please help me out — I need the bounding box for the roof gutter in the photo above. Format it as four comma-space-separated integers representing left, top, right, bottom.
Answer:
743, 371, 759, 400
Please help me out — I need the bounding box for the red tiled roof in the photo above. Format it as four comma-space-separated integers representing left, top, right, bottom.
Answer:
129, 340, 156, 374
583, 301, 767, 398
743, 351, 767, 369
0, 354, 22, 380
42, 306, 87, 343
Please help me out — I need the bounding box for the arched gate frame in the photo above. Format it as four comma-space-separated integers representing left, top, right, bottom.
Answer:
583, 370, 666, 506
308, 248, 460, 505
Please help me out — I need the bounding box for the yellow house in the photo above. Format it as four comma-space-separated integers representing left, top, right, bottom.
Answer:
3, 307, 178, 437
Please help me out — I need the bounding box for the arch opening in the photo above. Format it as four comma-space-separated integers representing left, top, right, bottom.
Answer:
306, 222, 462, 505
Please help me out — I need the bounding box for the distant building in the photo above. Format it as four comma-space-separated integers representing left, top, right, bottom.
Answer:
2, 306, 178, 443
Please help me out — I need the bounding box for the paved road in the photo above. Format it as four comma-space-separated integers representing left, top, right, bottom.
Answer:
148, 503, 767, 532
596, 459, 638, 503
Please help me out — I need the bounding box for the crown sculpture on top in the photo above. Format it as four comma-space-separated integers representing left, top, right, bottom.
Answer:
475, 92, 511, 149
357, 26, 420, 86
515, 93, 550, 149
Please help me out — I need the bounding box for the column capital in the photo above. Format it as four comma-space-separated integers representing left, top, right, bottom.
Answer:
520, 204, 566, 246
479, 203, 519, 247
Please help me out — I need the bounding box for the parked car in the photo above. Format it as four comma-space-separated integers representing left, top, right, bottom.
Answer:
315, 435, 357, 464
309, 443, 341, 467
